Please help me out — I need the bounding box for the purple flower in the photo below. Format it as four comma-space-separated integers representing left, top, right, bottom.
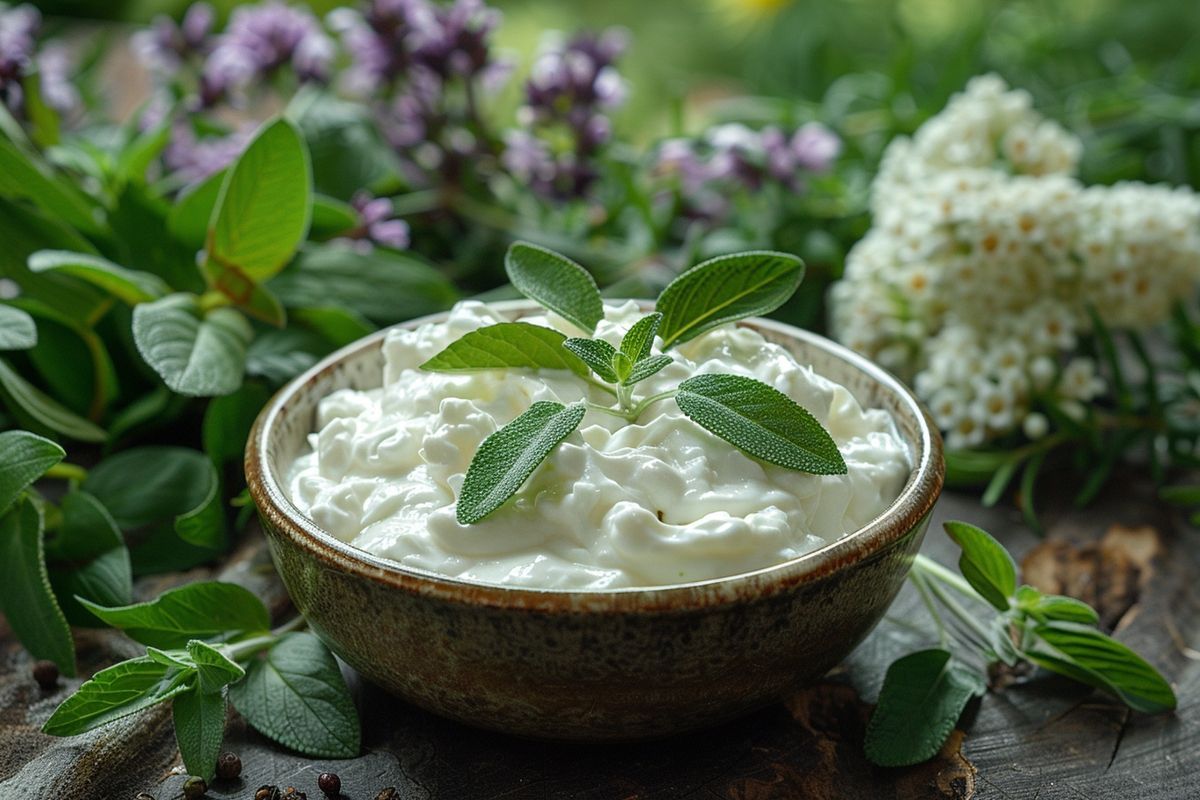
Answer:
163, 124, 253, 185
789, 121, 841, 172
0, 4, 80, 121
338, 191, 410, 251
132, 3, 215, 74
409, 0, 502, 80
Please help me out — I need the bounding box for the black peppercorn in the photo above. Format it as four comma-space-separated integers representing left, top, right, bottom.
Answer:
254, 787, 281, 800
375, 789, 399, 800
32, 660, 59, 690
317, 772, 341, 797
214, 751, 242, 780
182, 776, 207, 799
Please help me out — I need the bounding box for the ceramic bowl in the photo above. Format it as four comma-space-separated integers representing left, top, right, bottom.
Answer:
246, 300, 944, 741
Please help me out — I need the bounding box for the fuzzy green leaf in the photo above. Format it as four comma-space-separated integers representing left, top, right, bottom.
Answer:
0, 359, 107, 442
421, 322, 586, 375
0, 498, 75, 674
619, 313, 662, 362
1016, 586, 1101, 625
457, 401, 587, 524
42, 656, 190, 736
187, 639, 245, 694
77, 581, 270, 649
0, 429, 63, 514
172, 688, 226, 782
28, 250, 169, 305
943, 520, 1017, 611
505, 242, 604, 333
562, 337, 620, 383
674, 374, 845, 474
132, 293, 252, 397
0, 304, 37, 351
624, 354, 673, 386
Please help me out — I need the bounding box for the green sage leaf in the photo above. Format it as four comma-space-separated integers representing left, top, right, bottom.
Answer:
42, 656, 190, 736
291, 306, 375, 347
187, 639, 245, 694
27, 250, 169, 305
562, 337, 620, 383
505, 242, 603, 333
0, 359, 107, 442
198, 258, 287, 326
674, 374, 846, 474
943, 520, 1017, 612
655, 251, 804, 348
0, 497, 74, 674
0, 304, 37, 350
422, 322, 586, 375
864, 648, 986, 767
0, 429, 63, 514
172, 688, 226, 782
457, 401, 587, 524
228, 632, 360, 758
202, 381, 271, 466
46, 491, 132, 626
624, 354, 673, 386
168, 168, 225, 250
0, 136, 101, 236
77, 581, 269, 649
619, 312, 662, 362
132, 293, 252, 397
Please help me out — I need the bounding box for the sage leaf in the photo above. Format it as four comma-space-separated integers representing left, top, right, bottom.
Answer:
0, 136, 101, 236
42, 656, 191, 736
1026, 621, 1176, 713
943, 520, 1017, 611
655, 251, 804, 348
28, 250, 169, 305
172, 688, 226, 782
245, 327, 331, 384
0, 497, 75, 674
0, 429, 63, 514
619, 312, 662, 362
77, 581, 270, 649
132, 293, 252, 397
624, 354, 673, 386
0, 358, 107, 442
46, 491, 132, 626
208, 118, 312, 282
674, 374, 846, 474
457, 401, 587, 524
202, 381, 271, 466
187, 639, 245, 694
291, 306, 375, 346
0, 304, 37, 350
505, 242, 603, 333
562, 338, 620, 383
1031, 594, 1101, 625
421, 322, 586, 375
864, 648, 986, 767
199, 258, 287, 326
228, 632, 360, 758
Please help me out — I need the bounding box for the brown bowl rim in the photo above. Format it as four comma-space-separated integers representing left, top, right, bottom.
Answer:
246, 300, 944, 613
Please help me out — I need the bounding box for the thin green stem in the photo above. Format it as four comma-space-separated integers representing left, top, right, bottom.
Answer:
585, 402, 636, 422
911, 554, 979, 600
924, 576, 994, 652
629, 389, 678, 420
44, 463, 88, 482
616, 382, 634, 413
223, 616, 308, 662
910, 571, 949, 649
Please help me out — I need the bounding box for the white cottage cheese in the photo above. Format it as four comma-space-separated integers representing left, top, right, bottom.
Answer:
286, 300, 910, 590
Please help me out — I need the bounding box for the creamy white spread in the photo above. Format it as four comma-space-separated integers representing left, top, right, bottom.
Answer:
285, 301, 910, 590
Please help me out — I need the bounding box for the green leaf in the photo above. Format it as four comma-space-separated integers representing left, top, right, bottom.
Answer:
21, 71, 61, 149
1028, 593, 1101, 625
208, 118, 312, 282
505, 242, 604, 333
0, 429, 63, 514
980, 457, 1020, 507
291, 306, 375, 347
674, 374, 846, 474
76, 581, 270, 649
173, 688, 226, 782
0, 359, 107, 442
864, 649, 986, 767
0, 304, 37, 350
187, 639, 245, 694
624, 354, 673, 386
655, 251, 804, 348
561, 337, 620, 383
228, 632, 360, 758
0, 136, 101, 236
46, 491, 132, 626
942, 520, 1017, 612
42, 656, 190, 736
0, 198, 106, 323
0, 498, 74, 674
116, 114, 172, 185
198, 258, 287, 326
168, 168, 226, 250
28, 250, 169, 304
619, 312, 662, 362
310, 194, 359, 237
132, 294, 252, 397
244, 327, 330, 384
203, 381, 271, 466
1026, 621, 1176, 713
421, 322, 586, 375
457, 401, 587, 524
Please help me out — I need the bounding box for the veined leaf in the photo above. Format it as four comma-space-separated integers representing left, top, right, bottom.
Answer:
0, 498, 75, 674
674, 374, 846, 474
562, 337, 620, 383
0, 136, 101, 236
421, 322, 586, 375
168, 168, 226, 250
199, 258, 287, 326
173, 688, 226, 783
624, 354, 673, 386
28, 250, 169, 305
0, 358, 107, 442
505, 242, 603, 333
46, 491, 132, 626
619, 312, 662, 362
0, 304, 37, 350
42, 656, 190, 736
203, 381, 271, 466
77, 581, 270, 649
943, 520, 1017, 611
656, 251, 804, 348
187, 639, 245, 694
457, 401, 587, 524
0, 429, 63, 514
132, 293, 252, 397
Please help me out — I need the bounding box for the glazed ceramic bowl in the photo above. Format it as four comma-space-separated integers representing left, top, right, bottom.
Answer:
246, 300, 944, 741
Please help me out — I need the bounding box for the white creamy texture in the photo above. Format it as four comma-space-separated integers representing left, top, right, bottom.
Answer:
286, 300, 911, 590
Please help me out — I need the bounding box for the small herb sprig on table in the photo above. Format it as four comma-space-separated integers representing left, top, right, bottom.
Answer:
866, 521, 1176, 767
422, 242, 847, 524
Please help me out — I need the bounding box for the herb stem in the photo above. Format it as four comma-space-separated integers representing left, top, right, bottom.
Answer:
585, 402, 636, 422
223, 616, 308, 662
44, 462, 88, 483
629, 389, 677, 419
923, 574, 995, 652
582, 375, 618, 398
911, 554, 979, 600
910, 571, 949, 649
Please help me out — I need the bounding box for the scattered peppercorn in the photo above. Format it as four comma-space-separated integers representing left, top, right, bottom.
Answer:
317, 773, 341, 797
281, 788, 307, 800
32, 660, 59, 690
182, 776, 207, 799
254, 786, 281, 800
375, 789, 399, 800
214, 751, 242, 780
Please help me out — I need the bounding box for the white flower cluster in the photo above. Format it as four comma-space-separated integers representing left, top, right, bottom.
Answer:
830, 75, 1200, 450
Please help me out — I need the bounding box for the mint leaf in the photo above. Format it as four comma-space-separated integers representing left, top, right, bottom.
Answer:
0, 430, 63, 514
655, 251, 804, 348
173, 688, 226, 782
187, 639, 245, 693
42, 656, 191, 736
457, 401, 587, 524
619, 313, 662, 362
0, 304, 37, 350
611, 350, 633, 382
208, 117, 312, 282
78, 581, 270, 649
624, 354, 673, 386
0, 497, 74, 674
228, 632, 360, 758
133, 294, 252, 397
674, 374, 846, 474
0, 359, 107, 442
1026, 621, 1176, 713
864, 649, 986, 767
943, 520, 1017, 611
28, 250, 169, 305
46, 491, 132, 626
562, 338, 620, 383
505, 242, 603, 333
421, 322, 585, 375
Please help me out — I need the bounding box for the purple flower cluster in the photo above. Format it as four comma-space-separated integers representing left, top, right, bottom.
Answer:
656, 121, 841, 219
503, 29, 628, 199
162, 124, 254, 185
132, 2, 214, 74
0, 4, 80, 121
338, 191, 411, 251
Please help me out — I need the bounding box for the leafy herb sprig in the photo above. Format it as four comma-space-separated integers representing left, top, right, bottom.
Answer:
866, 521, 1176, 767
422, 242, 847, 524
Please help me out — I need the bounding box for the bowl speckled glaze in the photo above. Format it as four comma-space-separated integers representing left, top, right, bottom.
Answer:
246, 300, 944, 741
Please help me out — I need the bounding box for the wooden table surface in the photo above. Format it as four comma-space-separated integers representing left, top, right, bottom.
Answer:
1, 471, 1196, 800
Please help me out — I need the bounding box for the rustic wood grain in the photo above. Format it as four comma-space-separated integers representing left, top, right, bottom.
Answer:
1, 472, 1196, 800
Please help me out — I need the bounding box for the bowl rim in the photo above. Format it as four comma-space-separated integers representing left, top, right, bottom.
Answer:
246, 299, 944, 612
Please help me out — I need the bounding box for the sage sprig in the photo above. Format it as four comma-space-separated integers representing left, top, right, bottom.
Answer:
422, 242, 846, 525
865, 521, 1176, 767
